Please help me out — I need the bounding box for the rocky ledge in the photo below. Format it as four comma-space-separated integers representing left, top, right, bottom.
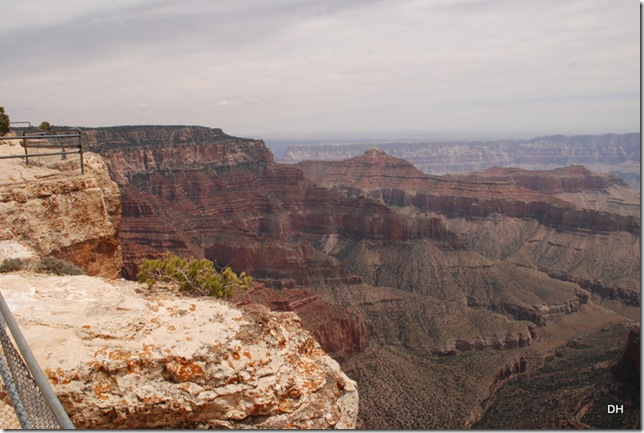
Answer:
0, 150, 122, 278
0, 271, 358, 429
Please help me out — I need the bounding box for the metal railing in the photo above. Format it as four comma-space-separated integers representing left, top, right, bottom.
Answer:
0, 127, 84, 175
0, 291, 74, 429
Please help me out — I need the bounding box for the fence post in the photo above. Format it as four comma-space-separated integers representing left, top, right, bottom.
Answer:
21, 131, 29, 167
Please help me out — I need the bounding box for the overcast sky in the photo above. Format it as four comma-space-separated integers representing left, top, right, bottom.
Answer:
0, 0, 639, 139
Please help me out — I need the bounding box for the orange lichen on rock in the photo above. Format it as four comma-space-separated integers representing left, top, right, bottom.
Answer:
0, 270, 358, 429
93, 380, 114, 401
165, 357, 205, 383
108, 349, 132, 361
45, 367, 72, 385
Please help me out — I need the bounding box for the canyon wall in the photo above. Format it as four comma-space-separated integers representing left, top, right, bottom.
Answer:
87, 126, 378, 361
298, 149, 640, 235
298, 149, 640, 316
280, 132, 640, 189
86, 127, 457, 284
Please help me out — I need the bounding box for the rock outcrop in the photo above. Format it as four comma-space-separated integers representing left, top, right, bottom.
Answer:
298, 150, 640, 316
0, 272, 358, 429
233, 286, 370, 361
0, 148, 122, 278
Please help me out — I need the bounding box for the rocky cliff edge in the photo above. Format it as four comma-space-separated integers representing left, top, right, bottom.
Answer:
0, 270, 358, 429
0, 142, 122, 278
0, 139, 358, 429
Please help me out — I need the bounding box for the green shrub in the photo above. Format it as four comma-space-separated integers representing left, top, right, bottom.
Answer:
0, 258, 29, 273
0, 107, 10, 135
137, 253, 252, 298
36, 256, 85, 276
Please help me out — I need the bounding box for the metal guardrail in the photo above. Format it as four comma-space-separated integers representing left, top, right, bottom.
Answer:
0, 291, 74, 429
1, 127, 84, 175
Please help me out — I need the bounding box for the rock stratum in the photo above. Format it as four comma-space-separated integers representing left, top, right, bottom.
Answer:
0, 140, 122, 278
298, 149, 641, 312
0, 271, 358, 429
279, 132, 641, 190
85, 126, 639, 429
298, 148, 640, 233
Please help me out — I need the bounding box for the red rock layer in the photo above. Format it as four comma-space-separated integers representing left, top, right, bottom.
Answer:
88, 127, 459, 284
233, 285, 370, 360
447, 165, 625, 193
298, 149, 640, 235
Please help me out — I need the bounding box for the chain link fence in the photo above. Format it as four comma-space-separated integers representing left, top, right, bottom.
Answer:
0, 292, 74, 429
0, 126, 79, 428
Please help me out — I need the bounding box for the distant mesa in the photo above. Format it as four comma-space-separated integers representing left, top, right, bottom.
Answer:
278, 132, 641, 191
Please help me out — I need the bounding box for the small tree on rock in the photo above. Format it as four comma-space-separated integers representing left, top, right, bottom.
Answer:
0, 107, 10, 135
39, 121, 52, 130
137, 253, 252, 298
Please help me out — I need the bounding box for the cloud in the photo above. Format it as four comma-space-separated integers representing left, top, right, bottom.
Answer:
0, 0, 638, 136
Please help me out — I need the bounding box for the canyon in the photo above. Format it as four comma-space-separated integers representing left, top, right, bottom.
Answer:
0, 134, 359, 429
278, 132, 641, 191
83, 125, 639, 429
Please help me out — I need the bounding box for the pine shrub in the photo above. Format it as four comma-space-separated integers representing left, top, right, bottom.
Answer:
137, 253, 251, 298
0, 107, 9, 135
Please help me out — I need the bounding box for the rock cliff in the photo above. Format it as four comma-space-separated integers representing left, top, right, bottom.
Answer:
0, 144, 122, 278
299, 150, 640, 315
0, 271, 358, 429
232, 286, 369, 361
87, 127, 457, 284
280, 133, 641, 190
87, 125, 375, 363
447, 165, 641, 217
298, 149, 640, 235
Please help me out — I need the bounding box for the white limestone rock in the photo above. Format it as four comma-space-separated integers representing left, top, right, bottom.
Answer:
0, 272, 358, 429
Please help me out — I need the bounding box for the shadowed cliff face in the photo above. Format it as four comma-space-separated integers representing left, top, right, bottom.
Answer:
88, 127, 639, 429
